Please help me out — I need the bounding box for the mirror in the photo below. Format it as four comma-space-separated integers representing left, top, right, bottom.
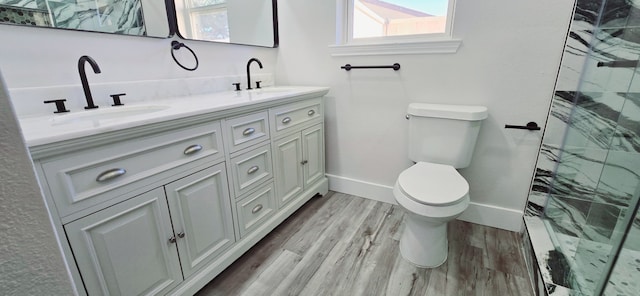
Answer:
0, 0, 170, 37
172, 0, 278, 47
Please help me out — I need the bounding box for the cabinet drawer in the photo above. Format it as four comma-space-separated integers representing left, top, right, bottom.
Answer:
42, 121, 224, 217
224, 111, 270, 153
236, 184, 276, 238
229, 144, 273, 197
270, 98, 322, 136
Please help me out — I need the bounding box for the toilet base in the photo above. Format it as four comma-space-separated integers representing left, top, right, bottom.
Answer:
398, 214, 449, 268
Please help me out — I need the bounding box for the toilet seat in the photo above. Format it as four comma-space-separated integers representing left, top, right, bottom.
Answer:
397, 162, 469, 206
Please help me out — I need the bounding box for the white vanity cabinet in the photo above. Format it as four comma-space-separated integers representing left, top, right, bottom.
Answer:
270, 99, 325, 208
64, 158, 234, 296
28, 89, 329, 296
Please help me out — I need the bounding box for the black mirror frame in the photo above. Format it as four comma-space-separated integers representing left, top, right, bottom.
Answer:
165, 0, 279, 48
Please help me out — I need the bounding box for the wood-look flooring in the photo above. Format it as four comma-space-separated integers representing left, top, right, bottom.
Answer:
196, 192, 533, 296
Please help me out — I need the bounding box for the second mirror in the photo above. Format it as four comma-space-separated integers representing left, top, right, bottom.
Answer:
172, 0, 278, 47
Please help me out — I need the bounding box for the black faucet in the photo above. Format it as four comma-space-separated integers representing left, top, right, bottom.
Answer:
78, 55, 101, 109
246, 58, 263, 90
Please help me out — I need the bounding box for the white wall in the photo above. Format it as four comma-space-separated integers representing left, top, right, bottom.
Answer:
275, 0, 576, 231
0, 71, 73, 295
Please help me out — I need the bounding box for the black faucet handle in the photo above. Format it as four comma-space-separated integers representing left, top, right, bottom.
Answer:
44, 99, 70, 114
110, 93, 126, 106
232, 83, 241, 91
255, 81, 262, 89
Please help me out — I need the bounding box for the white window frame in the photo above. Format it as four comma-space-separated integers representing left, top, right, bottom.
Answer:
330, 0, 461, 56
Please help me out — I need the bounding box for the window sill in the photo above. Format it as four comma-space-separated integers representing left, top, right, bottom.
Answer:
328, 38, 462, 57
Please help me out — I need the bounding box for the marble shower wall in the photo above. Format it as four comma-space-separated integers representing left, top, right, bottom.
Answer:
526, 0, 640, 293
0, 0, 146, 34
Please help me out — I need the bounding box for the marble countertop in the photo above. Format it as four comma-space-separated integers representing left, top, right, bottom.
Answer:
18, 86, 329, 147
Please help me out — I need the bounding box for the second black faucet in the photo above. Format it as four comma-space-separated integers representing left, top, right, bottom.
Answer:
246, 58, 263, 90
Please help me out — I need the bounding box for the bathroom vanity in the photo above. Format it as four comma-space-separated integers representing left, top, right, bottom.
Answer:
19, 86, 329, 295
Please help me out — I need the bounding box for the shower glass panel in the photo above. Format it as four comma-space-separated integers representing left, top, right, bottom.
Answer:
540, 0, 640, 294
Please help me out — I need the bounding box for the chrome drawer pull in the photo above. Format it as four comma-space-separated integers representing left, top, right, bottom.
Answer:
96, 168, 126, 182
243, 127, 255, 136
183, 144, 203, 155
252, 204, 263, 214
308, 110, 315, 116
282, 117, 291, 124
247, 166, 259, 174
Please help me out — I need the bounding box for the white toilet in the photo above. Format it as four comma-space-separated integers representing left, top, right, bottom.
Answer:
394, 103, 488, 268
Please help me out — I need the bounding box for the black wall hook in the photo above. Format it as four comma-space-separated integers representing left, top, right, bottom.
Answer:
170, 41, 199, 71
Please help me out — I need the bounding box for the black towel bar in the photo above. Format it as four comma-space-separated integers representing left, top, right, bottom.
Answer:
341, 63, 401, 71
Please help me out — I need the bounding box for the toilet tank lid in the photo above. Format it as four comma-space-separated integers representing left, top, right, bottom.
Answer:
408, 103, 488, 121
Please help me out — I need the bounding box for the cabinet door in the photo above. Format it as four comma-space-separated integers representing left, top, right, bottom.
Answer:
272, 133, 304, 208
302, 124, 325, 188
65, 188, 182, 296
165, 163, 235, 278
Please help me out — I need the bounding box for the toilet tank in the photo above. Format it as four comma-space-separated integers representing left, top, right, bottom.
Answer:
407, 103, 488, 169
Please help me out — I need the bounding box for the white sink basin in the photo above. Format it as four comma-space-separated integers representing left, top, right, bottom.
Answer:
51, 105, 170, 125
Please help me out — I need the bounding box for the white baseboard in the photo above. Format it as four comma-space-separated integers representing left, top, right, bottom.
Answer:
457, 203, 524, 232
326, 174, 396, 204
326, 174, 524, 232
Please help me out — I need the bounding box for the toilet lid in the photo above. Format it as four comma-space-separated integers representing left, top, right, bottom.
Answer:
397, 162, 469, 206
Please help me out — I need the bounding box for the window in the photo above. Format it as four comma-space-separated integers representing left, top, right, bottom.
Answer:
331, 0, 460, 56
179, 0, 230, 42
